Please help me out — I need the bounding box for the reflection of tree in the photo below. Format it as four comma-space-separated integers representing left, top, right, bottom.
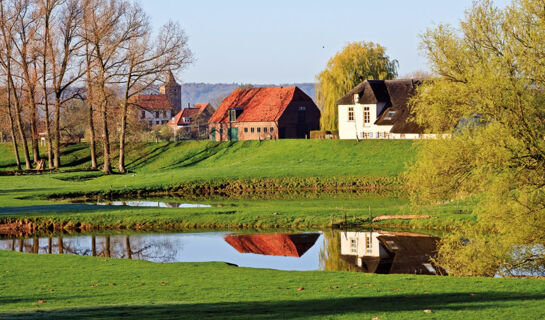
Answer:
0, 234, 181, 263
319, 230, 359, 272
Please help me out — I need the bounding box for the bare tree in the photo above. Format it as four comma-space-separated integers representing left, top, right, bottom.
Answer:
47, 0, 84, 168
0, 0, 31, 169
118, 17, 193, 173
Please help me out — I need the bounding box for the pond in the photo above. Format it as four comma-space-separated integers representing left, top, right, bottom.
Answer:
0, 230, 442, 274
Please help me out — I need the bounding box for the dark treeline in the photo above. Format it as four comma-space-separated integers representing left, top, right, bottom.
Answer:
0, 0, 192, 173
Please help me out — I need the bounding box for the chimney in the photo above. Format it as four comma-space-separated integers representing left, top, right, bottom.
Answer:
187, 102, 191, 109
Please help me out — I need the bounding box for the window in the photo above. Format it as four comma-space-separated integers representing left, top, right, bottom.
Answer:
155, 121, 160, 125
264, 127, 268, 133
364, 107, 370, 124
270, 127, 274, 132
251, 127, 255, 133
141, 111, 146, 119
298, 106, 306, 111
155, 112, 160, 118
257, 127, 261, 133
365, 235, 372, 254
162, 111, 167, 118
385, 111, 396, 120
219, 128, 223, 134
183, 117, 191, 123
348, 107, 354, 121
351, 239, 357, 253
369, 132, 374, 138
229, 109, 237, 122
244, 127, 248, 133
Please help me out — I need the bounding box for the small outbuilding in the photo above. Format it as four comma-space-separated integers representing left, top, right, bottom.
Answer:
208, 86, 320, 141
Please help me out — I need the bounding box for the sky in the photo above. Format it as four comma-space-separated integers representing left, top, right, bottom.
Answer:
137, 0, 512, 84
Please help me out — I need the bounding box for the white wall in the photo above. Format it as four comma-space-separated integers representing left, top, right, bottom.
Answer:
340, 232, 386, 259
140, 109, 172, 126
338, 103, 425, 140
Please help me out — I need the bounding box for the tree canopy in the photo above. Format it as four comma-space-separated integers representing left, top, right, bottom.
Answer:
407, 0, 545, 276
315, 41, 398, 132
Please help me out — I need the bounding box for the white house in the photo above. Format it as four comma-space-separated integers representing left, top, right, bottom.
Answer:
337, 80, 425, 140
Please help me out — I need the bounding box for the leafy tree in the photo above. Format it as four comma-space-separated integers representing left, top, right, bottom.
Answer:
315, 41, 398, 131
408, 0, 545, 276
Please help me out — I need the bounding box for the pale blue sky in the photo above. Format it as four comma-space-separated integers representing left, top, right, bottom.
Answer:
137, 0, 511, 84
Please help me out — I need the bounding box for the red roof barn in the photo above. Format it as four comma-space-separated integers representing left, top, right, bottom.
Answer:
208, 86, 320, 141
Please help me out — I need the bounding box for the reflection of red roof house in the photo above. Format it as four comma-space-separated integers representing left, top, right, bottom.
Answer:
209, 86, 320, 141
224, 233, 320, 257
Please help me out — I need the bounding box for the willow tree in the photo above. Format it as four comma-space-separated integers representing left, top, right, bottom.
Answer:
407, 0, 545, 276
315, 41, 398, 131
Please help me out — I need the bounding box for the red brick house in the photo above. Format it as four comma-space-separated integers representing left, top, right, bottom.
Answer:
168, 103, 215, 139
208, 86, 320, 141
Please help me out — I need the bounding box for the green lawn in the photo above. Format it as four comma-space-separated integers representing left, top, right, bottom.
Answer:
0, 251, 544, 319
0, 140, 475, 231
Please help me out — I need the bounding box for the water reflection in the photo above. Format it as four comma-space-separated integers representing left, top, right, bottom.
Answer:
96, 201, 212, 208
224, 233, 320, 257
0, 231, 440, 273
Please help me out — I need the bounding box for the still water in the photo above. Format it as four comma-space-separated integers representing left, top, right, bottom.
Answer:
0, 230, 442, 274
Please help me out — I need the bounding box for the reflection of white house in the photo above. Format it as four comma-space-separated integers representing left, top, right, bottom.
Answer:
337, 80, 426, 140
339, 231, 441, 275
341, 232, 390, 267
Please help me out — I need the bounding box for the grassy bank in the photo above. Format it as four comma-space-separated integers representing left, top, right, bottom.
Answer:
0, 251, 544, 319
0, 140, 477, 233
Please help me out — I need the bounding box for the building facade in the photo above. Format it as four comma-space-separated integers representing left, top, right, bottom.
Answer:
168, 103, 215, 139
133, 70, 182, 127
209, 86, 320, 141
337, 80, 425, 140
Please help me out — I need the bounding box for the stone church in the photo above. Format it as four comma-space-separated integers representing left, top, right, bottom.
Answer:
133, 70, 182, 127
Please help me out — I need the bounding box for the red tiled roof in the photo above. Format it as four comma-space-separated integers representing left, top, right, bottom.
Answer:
224, 233, 320, 257
209, 86, 310, 123
169, 104, 211, 126
133, 95, 172, 110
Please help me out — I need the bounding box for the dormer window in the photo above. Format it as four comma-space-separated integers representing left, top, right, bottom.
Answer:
183, 117, 191, 123
353, 93, 360, 104
229, 109, 236, 122
384, 111, 396, 120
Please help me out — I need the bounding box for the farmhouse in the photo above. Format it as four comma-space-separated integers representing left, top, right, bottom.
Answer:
337, 79, 425, 140
208, 86, 320, 141
168, 103, 215, 139
132, 70, 182, 127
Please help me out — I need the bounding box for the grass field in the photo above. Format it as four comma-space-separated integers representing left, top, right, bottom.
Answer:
0, 251, 544, 319
0, 140, 475, 231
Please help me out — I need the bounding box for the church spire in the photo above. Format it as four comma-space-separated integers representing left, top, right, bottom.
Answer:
166, 69, 177, 84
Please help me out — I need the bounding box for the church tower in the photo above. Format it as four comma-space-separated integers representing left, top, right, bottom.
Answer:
160, 70, 182, 115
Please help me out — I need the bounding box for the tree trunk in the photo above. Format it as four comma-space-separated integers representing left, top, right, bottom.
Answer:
53, 96, 62, 168
42, 14, 53, 169
10, 80, 32, 170
85, 41, 97, 170
6, 84, 21, 170
92, 235, 96, 256
118, 79, 131, 173
105, 236, 111, 257
29, 99, 40, 164
125, 236, 132, 259
58, 237, 64, 254
101, 100, 112, 174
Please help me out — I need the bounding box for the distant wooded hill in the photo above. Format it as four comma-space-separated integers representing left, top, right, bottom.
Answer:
181, 83, 315, 109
